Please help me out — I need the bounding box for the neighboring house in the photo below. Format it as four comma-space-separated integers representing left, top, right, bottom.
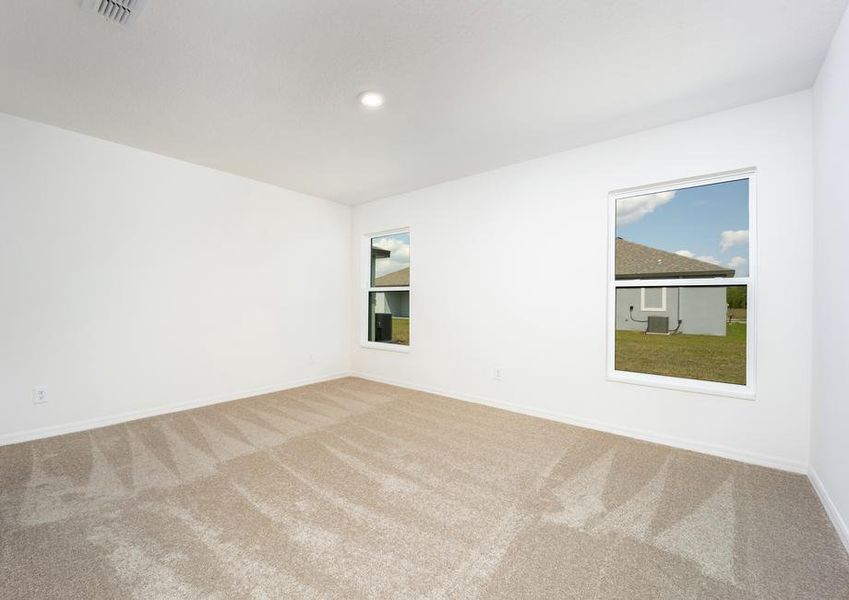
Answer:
372, 267, 410, 317
615, 238, 734, 336
374, 267, 409, 287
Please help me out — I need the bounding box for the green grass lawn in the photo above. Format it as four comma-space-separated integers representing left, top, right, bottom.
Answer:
615, 323, 746, 385
391, 317, 410, 345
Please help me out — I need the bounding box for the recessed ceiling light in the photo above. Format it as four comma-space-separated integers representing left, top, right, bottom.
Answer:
358, 91, 385, 110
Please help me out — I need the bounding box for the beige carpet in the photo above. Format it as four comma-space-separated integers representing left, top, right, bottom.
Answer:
1, 378, 847, 599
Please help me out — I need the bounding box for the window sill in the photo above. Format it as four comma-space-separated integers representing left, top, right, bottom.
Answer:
360, 341, 411, 353
607, 370, 755, 401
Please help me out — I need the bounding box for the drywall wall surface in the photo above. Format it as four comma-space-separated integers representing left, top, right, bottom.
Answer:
812, 6, 849, 548
0, 113, 351, 442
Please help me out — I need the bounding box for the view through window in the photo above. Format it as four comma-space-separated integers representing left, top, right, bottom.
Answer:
368, 231, 410, 346
611, 174, 752, 388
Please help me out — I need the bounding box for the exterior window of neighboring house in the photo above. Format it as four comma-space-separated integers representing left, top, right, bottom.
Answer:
608, 170, 755, 397
364, 229, 410, 348
640, 287, 667, 312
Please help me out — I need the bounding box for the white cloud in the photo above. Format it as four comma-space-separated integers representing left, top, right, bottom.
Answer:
373, 237, 409, 257
720, 230, 748, 252
675, 249, 720, 265
616, 191, 676, 226
727, 256, 747, 269
373, 236, 410, 278
726, 256, 748, 275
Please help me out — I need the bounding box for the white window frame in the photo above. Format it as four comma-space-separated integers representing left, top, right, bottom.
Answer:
360, 227, 411, 353
640, 287, 667, 312
607, 168, 757, 399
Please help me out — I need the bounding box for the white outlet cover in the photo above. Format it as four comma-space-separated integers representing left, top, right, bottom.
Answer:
33, 386, 48, 404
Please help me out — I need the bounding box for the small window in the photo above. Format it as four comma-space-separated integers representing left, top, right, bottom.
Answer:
608, 171, 755, 397
364, 230, 410, 348
640, 287, 667, 312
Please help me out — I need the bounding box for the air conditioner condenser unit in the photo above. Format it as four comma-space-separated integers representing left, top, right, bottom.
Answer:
646, 316, 670, 335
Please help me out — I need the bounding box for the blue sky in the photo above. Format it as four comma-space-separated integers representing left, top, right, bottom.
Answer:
616, 179, 749, 276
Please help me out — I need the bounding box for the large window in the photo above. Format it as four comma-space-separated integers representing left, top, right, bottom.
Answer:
607, 170, 755, 397
364, 230, 410, 348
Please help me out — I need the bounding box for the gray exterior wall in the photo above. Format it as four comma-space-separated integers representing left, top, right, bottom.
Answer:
615, 286, 727, 336
372, 291, 409, 318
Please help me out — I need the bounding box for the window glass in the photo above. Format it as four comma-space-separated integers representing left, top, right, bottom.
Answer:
371, 232, 410, 287
615, 285, 747, 385
610, 173, 752, 391
366, 230, 410, 347
615, 179, 749, 281
368, 291, 410, 345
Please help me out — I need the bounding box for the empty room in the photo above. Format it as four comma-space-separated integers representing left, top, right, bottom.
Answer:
2, 1, 849, 598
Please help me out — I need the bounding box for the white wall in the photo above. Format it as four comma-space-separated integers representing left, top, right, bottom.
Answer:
812, 7, 849, 549
0, 113, 351, 443
351, 92, 813, 472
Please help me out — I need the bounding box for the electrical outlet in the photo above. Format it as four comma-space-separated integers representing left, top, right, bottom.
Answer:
33, 386, 48, 405
493, 367, 503, 381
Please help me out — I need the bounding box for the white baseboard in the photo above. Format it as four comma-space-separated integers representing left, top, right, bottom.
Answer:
809, 467, 849, 555
351, 371, 808, 474
0, 371, 352, 447
4, 368, 810, 476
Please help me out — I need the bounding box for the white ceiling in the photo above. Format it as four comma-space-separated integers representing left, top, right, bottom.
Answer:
0, 1, 846, 204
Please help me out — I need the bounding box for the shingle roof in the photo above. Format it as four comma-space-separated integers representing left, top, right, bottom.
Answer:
374, 267, 410, 286
615, 238, 734, 279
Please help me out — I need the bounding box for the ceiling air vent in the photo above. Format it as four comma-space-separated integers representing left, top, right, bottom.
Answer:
80, 0, 146, 27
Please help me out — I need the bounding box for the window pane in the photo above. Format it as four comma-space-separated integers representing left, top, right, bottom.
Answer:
615, 285, 747, 385
368, 291, 410, 345
371, 232, 410, 287
615, 179, 749, 281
